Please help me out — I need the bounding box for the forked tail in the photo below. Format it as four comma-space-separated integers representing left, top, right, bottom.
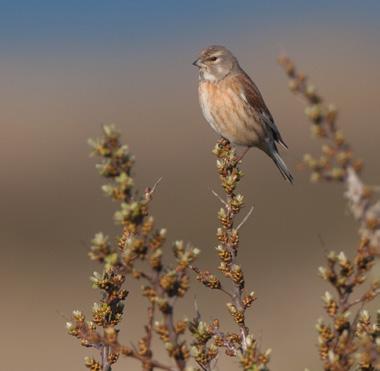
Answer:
271, 150, 293, 183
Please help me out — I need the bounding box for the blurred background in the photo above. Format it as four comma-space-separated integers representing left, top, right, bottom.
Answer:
1, 1, 380, 370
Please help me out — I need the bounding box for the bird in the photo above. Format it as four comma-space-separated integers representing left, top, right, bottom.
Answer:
193, 45, 293, 183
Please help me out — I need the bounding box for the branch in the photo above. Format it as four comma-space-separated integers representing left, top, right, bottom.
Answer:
145, 177, 163, 201
236, 206, 254, 231
189, 138, 271, 370
211, 189, 228, 207
279, 55, 380, 371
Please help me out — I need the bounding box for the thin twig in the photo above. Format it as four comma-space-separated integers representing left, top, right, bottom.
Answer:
211, 189, 228, 207
150, 177, 163, 194
344, 289, 380, 312
236, 206, 254, 231
145, 177, 163, 200
101, 344, 111, 371
219, 285, 234, 299
145, 303, 155, 353
125, 345, 174, 371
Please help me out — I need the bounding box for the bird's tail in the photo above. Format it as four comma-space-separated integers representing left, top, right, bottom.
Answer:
270, 150, 293, 184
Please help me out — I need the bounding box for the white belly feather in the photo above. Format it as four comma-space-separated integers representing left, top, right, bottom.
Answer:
199, 87, 220, 134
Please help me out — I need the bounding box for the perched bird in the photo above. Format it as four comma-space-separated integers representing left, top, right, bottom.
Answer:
193, 45, 293, 183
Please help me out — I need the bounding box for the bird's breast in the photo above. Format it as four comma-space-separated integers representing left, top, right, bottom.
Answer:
198, 80, 264, 146
198, 82, 221, 133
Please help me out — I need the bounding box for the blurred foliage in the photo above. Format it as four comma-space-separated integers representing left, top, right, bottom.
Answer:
279, 56, 380, 371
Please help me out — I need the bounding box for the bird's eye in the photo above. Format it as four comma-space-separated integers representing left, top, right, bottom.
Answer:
208, 56, 218, 62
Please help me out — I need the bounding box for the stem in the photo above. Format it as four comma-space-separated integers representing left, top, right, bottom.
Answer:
152, 270, 186, 371
101, 344, 112, 371
215, 139, 251, 349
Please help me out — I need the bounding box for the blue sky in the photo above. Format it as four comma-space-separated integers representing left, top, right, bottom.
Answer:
1, 0, 379, 54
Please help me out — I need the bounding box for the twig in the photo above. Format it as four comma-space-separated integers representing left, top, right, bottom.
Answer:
211, 189, 228, 207
236, 206, 254, 231
150, 177, 163, 194
145, 177, 163, 200
101, 344, 111, 371
145, 304, 155, 349
344, 289, 380, 312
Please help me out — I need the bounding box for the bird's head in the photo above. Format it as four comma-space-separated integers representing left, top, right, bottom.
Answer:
193, 45, 238, 82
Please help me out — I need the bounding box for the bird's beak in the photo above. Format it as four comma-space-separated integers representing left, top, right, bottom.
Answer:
192, 58, 201, 68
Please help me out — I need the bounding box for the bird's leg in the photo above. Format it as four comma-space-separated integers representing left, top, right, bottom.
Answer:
236, 147, 250, 163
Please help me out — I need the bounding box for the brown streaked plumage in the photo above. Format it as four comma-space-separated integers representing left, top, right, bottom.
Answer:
193, 45, 293, 183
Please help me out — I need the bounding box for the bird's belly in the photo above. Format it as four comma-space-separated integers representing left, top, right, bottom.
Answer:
199, 83, 264, 147
199, 92, 220, 134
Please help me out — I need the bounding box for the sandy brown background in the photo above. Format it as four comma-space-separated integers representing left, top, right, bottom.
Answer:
1, 1, 380, 370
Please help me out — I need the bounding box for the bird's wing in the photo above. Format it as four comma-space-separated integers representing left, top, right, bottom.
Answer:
234, 72, 288, 149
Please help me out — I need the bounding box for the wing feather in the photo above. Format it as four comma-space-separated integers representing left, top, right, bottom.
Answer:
234, 72, 288, 149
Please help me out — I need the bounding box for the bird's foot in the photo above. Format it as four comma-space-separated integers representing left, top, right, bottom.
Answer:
235, 147, 250, 163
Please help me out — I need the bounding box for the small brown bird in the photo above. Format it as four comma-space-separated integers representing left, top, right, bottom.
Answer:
193, 45, 293, 183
